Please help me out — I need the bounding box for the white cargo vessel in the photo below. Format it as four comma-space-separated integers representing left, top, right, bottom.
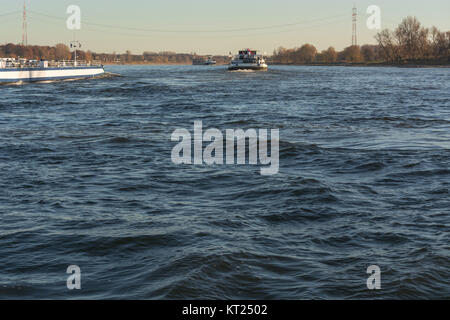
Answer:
0, 58, 105, 83
228, 49, 268, 71
192, 56, 217, 65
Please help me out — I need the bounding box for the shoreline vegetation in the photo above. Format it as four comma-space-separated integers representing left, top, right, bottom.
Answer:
1, 17, 448, 67
269, 17, 449, 67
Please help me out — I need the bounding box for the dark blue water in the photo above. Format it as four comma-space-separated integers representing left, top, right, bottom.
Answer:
0, 65, 449, 299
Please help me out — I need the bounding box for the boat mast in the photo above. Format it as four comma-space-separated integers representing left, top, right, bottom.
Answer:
70, 32, 81, 66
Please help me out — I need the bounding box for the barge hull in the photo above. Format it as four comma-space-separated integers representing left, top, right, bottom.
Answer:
0, 67, 104, 83
228, 66, 268, 71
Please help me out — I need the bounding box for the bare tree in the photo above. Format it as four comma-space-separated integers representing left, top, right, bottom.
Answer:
430, 26, 449, 59
341, 45, 362, 62
324, 47, 337, 63
375, 29, 400, 62
55, 43, 71, 60
361, 45, 376, 62
296, 44, 317, 63
394, 16, 429, 60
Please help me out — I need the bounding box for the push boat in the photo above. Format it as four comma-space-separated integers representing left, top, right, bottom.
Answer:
0, 58, 105, 83
228, 49, 268, 71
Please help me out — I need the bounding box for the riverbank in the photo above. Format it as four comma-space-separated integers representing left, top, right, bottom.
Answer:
269, 61, 450, 68
103, 60, 450, 68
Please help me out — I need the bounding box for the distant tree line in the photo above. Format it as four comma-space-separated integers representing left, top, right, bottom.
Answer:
0, 43, 229, 65
0, 43, 88, 61
270, 17, 449, 65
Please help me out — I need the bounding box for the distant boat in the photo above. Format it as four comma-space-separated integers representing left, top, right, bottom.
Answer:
192, 56, 216, 65
0, 58, 105, 83
228, 49, 268, 71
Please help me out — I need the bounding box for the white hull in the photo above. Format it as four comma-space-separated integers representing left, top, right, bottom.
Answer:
228, 63, 268, 71
193, 59, 217, 66
0, 66, 105, 83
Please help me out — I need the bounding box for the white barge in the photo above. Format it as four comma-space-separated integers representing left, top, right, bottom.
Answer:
193, 56, 217, 65
0, 58, 105, 83
228, 49, 268, 71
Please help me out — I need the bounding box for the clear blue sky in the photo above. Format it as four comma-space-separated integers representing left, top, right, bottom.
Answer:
1, 0, 449, 55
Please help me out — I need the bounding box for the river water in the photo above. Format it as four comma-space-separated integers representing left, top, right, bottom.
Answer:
0, 65, 449, 299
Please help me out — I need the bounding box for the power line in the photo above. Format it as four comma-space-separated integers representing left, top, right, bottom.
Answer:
28, 13, 348, 40
0, 15, 21, 23
0, 11, 20, 18
27, 9, 348, 34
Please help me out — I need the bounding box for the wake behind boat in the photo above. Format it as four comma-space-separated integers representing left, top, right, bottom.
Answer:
228, 49, 268, 71
0, 58, 105, 83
